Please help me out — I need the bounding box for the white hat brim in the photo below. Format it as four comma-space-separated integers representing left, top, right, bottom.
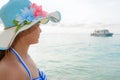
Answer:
0, 11, 61, 50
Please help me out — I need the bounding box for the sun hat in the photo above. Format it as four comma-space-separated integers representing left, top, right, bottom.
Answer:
0, 0, 61, 50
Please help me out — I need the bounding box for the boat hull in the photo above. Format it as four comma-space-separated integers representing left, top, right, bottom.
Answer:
91, 33, 113, 37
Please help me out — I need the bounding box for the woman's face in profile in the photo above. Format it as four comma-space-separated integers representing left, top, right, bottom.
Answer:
24, 23, 42, 44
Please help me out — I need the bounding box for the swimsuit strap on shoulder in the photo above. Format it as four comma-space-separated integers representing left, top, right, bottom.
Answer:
10, 48, 32, 80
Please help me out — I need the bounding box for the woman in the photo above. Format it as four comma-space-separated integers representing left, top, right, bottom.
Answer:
0, 0, 61, 80
0, 23, 46, 80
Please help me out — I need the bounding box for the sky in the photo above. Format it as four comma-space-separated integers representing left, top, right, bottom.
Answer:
0, 0, 120, 24
30, 0, 120, 24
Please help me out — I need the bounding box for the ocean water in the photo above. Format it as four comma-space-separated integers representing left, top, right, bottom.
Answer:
29, 33, 120, 80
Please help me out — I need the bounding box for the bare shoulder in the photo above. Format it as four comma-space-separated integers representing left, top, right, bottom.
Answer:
0, 60, 21, 80
0, 61, 11, 79
0, 60, 29, 80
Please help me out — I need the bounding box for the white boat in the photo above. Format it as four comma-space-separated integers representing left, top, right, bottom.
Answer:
91, 29, 113, 37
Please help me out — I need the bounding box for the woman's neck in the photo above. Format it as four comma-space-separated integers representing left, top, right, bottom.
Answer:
11, 40, 30, 58
13, 46, 29, 57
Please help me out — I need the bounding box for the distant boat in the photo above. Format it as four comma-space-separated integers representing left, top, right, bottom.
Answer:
91, 29, 113, 37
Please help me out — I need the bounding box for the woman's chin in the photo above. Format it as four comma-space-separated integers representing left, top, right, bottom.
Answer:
31, 40, 39, 45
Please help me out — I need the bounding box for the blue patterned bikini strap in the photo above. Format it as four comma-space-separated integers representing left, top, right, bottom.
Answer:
10, 48, 32, 80
39, 70, 47, 80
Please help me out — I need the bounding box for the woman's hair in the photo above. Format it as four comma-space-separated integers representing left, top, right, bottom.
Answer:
0, 50, 6, 61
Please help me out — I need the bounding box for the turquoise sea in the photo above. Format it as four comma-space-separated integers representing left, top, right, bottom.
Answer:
29, 33, 120, 80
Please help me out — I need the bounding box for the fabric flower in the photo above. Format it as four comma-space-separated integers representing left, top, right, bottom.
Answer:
13, 3, 48, 32
16, 7, 35, 24
30, 3, 48, 18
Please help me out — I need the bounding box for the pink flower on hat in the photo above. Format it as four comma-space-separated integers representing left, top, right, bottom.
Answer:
30, 3, 48, 18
